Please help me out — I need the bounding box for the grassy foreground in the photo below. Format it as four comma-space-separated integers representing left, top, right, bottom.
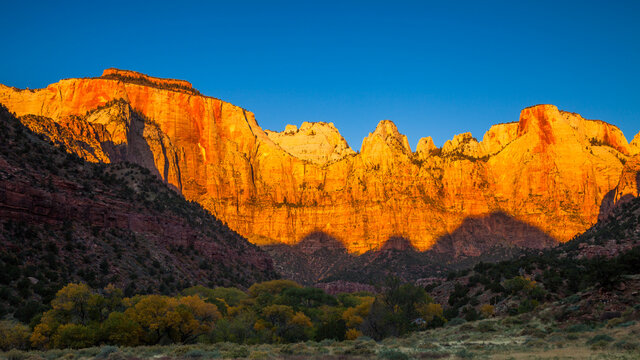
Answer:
2, 311, 638, 360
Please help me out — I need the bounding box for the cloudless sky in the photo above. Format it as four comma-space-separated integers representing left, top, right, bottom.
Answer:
1, 0, 639, 148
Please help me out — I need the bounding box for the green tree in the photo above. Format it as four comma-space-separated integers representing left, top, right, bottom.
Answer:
362, 277, 430, 340
52, 324, 97, 349
100, 312, 143, 346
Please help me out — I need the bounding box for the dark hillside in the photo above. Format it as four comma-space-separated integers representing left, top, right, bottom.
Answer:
0, 104, 277, 323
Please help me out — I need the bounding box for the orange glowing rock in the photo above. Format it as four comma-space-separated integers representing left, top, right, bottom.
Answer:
0, 71, 636, 253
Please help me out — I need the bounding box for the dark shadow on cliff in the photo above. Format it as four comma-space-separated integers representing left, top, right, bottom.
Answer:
598, 161, 640, 221
598, 188, 617, 221
264, 212, 560, 285
99, 105, 181, 193
293, 231, 349, 255
429, 211, 557, 259
379, 236, 418, 252
261, 231, 353, 285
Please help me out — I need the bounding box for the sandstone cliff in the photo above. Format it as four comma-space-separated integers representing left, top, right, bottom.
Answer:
416, 136, 436, 154
631, 132, 640, 154
598, 154, 640, 219
0, 70, 636, 254
265, 122, 355, 164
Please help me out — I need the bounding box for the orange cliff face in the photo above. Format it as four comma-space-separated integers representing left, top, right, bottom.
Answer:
0, 71, 636, 253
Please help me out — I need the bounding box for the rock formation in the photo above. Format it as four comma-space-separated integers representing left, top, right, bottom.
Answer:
265, 121, 355, 164
631, 132, 640, 154
441, 132, 482, 158
0, 70, 636, 254
416, 136, 436, 154
607, 155, 640, 214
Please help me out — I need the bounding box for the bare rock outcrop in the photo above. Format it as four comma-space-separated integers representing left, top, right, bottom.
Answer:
265, 122, 355, 164
441, 132, 482, 158
631, 132, 640, 155
416, 136, 437, 154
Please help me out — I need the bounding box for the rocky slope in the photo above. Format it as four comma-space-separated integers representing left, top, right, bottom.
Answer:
0, 70, 636, 254
424, 186, 640, 321
0, 104, 276, 321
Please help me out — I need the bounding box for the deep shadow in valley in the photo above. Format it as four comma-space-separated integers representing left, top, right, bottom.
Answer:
262, 211, 560, 287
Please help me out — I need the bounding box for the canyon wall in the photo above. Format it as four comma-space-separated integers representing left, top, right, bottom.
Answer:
0, 70, 636, 253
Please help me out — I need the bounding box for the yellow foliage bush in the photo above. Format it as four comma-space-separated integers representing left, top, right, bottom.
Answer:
345, 328, 362, 340
0, 321, 30, 350
480, 304, 495, 318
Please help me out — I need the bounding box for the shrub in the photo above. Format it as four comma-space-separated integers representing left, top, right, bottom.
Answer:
95, 346, 118, 359
4, 349, 28, 360
613, 341, 639, 350
446, 317, 466, 327
224, 345, 249, 358
248, 350, 271, 359
586, 334, 614, 345
343, 344, 376, 356
0, 321, 31, 350
476, 321, 496, 332
615, 321, 635, 328
606, 317, 623, 328
517, 299, 539, 314
184, 349, 205, 358
455, 348, 475, 358
479, 304, 494, 318
345, 329, 362, 340
378, 349, 410, 360
565, 323, 592, 333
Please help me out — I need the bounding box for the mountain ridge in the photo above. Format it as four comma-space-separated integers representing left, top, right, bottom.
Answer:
1, 69, 638, 254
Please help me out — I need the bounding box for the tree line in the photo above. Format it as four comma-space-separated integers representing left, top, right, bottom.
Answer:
0, 278, 447, 350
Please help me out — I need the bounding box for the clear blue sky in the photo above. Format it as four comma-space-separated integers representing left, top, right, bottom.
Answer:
2, 1, 639, 149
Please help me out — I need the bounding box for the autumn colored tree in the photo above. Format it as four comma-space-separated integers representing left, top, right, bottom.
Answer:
23, 280, 440, 349
415, 302, 445, 328
0, 321, 30, 350
248, 280, 302, 306
342, 296, 374, 329
480, 304, 495, 318
31, 283, 104, 349
345, 328, 363, 340
50, 283, 95, 325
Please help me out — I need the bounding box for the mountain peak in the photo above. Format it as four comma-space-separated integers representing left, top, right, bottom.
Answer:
416, 136, 436, 153
442, 132, 481, 157
101, 68, 198, 94
517, 104, 561, 145
362, 120, 411, 153
265, 121, 355, 164
360, 120, 412, 169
